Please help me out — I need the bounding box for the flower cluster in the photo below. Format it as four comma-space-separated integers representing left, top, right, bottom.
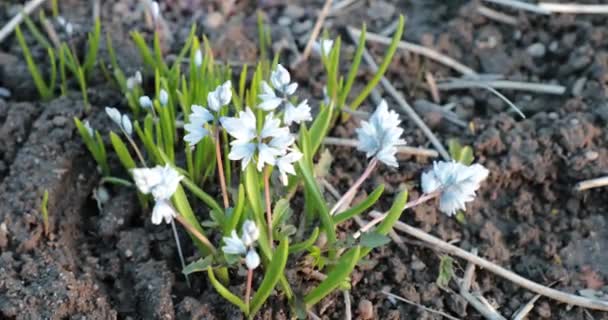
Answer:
259, 64, 311, 126
222, 220, 261, 270
221, 108, 301, 184
183, 81, 232, 147
105, 107, 133, 135
421, 161, 489, 216
355, 99, 405, 167
132, 164, 184, 224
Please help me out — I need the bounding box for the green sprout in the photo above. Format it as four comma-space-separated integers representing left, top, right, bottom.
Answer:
40, 190, 49, 236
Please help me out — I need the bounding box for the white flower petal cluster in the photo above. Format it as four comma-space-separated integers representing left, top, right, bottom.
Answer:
355, 100, 405, 167
421, 161, 490, 216
183, 105, 214, 147
221, 220, 261, 270
208, 80, 232, 112
194, 49, 203, 67
132, 164, 184, 224
84, 120, 94, 137
313, 39, 334, 57
258, 64, 311, 125
221, 108, 301, 182
105, 107, 133, 135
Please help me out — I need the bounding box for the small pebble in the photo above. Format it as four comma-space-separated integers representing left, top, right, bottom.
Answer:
358, 299, 374, 320
0, 87, 10, 98
572, 77, 587, 97
52, 116, 67, 127
204, 12, 224, 30
278, 16, 291, 26
527, 43, 546, 57
585, 150, 599, 161
283, 5, 305, 19
292, 20, 313, 35
549, 41, 559, 52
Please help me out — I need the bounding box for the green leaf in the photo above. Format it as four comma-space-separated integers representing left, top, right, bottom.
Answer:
289, 227, 319, 254
208, 267, 248, 314
309, 105, 333, 156
313, 149, 333, 178
131, 31, 156, 70
182, 255, 213, 276
172, 184, 214, 255
180, 177, 223, 215
349, 15, 405, 112
359, 232, 391, 249
225, 184, 246, 234
333, 185, 384, 224
15, 25, 51, 100
250, 238, 289, 315
459, 146, 474, 165
297, 158, 336, 248
436, 255, 454, 289
304, 246, 361, 307
339, 24, 366, 108
272, 198, 291, 229
83, 18, 101, 75
74, 118, 109, 175
359, 189, 408, 259
23, 14, 51, 50
109, 132, 136, 171
41, 189, 49, 235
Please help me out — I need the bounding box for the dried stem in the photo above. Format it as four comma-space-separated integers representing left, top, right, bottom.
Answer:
437, 79, 566, 95
214, 128, 230, 208
574, 175, 608, 191
538, 3, 608, 14
263, 166, 273, 245
124, 132, 148, 167
482, 0, 551, 15
382, 291, 461, 320
330, 157, 378, 216
297, 0, 333, 64
245, 268, 253, 306
370, 211, 608, 311
353, 191, 439, 239
174, 214, 216, 254
0, 0, 47, 43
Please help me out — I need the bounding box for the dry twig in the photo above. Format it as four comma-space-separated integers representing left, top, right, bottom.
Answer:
369, 211, 608, 311
512, 294, 541, 320
437, 79, 566, 95
0, 0, 47, 43
348, 27, 478, 76
343, 291, 352, 320
382, 291, 462, 320
482, 0, 551, 15
323, 137, 439, 158
297, 0, 333, 64
538, 3, 608, 14
477, 5, 519, 25
346, 27, 451, 160
575, 176, 608, 191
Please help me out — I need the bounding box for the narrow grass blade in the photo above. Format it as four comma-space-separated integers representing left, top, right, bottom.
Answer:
334, 184, 384, 224
250, 238, 289, 315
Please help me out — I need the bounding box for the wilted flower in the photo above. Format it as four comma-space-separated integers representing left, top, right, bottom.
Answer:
105, 107, 133, 135
183, 105, 213, 147
132, 164, 184, 224
159, 89, 169, 106
208, 80, 232, 112
221, 108, 295, 172
421, 161, 489, 216
139, 96, 153, 109
271, 64, 297, 95
355, 100, 405, 167
313, 39, 334, 57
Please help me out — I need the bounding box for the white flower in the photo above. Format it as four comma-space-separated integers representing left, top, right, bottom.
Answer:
159, 89, 169, 106
421, 161, 490, 216
132, 164, 183, 201
221, 108, 294, 171
245, 248, 260, 270
135, 71, 142, 84
184, 105, 214, 147
284, 100, 312, 125
222, 230, 247, 255
258, 81, 283, 111
313, 39, 334, 57
241, 220, 260, 246
270, 64, 297, 95
151, 199, 177, 225
65, 22, 73, 36
208, 80, 232, 112
84, 120, 94, 136
121, 114, 133, 135
194, 49, 203, 67
355, 100, 405, 167
276, 151, 302, 185
150, 1, 160, 20
139, 96, 153, 109
126, 71, 142, 90
105, 107, 132, 135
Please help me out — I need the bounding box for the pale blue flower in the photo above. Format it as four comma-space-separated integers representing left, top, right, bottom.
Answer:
245, 249, 260, 270
105, 107, 133, 135
222, 230, 247, 255
355, 99, 405, 167
132, 165, 184, 225
139, 96, 153, 109
159, 89, 169, 106
421, 161, 489, 216
184, 105, 214, 147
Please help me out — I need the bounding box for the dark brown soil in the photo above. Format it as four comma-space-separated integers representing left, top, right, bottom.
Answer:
1, 0, 607, 319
